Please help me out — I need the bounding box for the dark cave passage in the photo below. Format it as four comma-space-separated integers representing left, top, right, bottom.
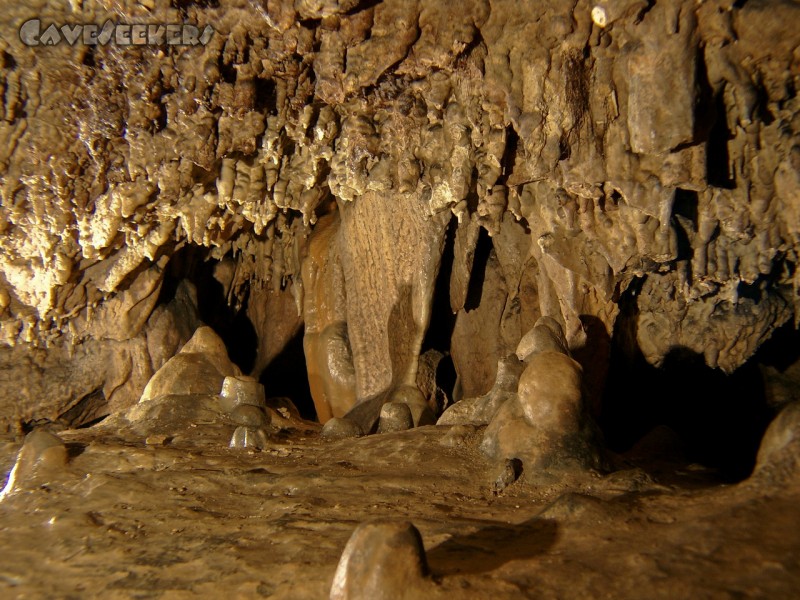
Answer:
421, 218, 458, 356
157, 240, 794, 483
158, 246, 318, 420
598, 284, 797, 483
259, 329, 317, 421
420, 217, 460, 407
158, 246, 258, 374
464, 226, 495, 313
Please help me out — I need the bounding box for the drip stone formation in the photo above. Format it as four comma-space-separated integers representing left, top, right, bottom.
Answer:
0, 0, 799, 597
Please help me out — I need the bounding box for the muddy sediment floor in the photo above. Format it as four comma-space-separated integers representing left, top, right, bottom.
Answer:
1, 423, 798, 599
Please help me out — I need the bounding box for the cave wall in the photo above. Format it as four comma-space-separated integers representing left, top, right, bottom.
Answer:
0, 0, 798, 427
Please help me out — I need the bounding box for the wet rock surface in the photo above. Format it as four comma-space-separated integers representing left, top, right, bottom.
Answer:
478, 320, 605, 476
377, 402, 414, 434
0, 423, 798, 598
330, 520, 430, 600
750, 401, 800, 490
139, 327, 241, 404
322, 417, 365, 441
438, 355, 524, 427
0, 429, 67, 498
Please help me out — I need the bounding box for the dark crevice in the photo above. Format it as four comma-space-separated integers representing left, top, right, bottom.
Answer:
672, 221, 694, 264
464, 227, 494, 312
170, 0, 219, 9
299, 18, 322, 29
497, 125, 519, 186
422, 217, 457, 354
600, 278, 773, 483
736, 257, 785, 304
344, 0, 381, 16
259, 330, 316, 421
706, 91, 735, 189
693, 46, 716, 143
634, 0, 657, 24
672, 188, 698, 265
254, 77, 277, 114
753, 81, 775, 125
737, 279, 763, 303
57, 389, 108, 429
219, 59, 238, 85
82, 46, 96, 68
419, 216, 464, 407
672, 188, 698, 229
1, 50, 17, 70
159, 245, 258, 374
455, 27, 486, 70
558, 135, 571, 162
466, 168, 480, 213
755, 321, 800, 374
154, 98, 168, 132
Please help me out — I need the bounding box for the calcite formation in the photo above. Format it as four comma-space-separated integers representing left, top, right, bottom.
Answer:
330, 520, 431, 600
2, 5, 800, 596
0, 428, 67, 499
0, 0, 798, 432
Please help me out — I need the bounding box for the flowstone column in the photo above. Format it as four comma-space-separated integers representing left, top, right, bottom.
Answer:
338, 190, 450, 402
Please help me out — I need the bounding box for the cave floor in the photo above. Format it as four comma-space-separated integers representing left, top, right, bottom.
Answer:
0, 423, 798, 599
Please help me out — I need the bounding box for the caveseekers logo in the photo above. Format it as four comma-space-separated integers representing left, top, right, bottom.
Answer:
19, 19, 215, 47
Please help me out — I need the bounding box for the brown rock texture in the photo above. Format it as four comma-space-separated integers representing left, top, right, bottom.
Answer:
0, 0, 798, 425
330, 520, 430, 600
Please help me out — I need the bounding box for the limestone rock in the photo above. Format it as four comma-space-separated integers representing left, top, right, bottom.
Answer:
516, 316, 570, 362
302, 213, 357, 423
341, 395, 388, 436
144, 280, 202, 374
330, 521, 429, 600
416, 349, 450, 416
482, 344, 604, 473
517, 353, 583, 429
1, 429, 67, 498
636, 272, 793, 374
377, 402, 414, 434
177, 326, 241, 378
139, 327, 241, 403
751, 401, 800, 489
388, 386, 435, 428
230, 404, 269, 428
305, 321, 358, 423
450, 250, 508, 400
0, 0, 798, 444
321, 417, 364, 441
438, 424, 479, 448
219, 376, 266, 413
229, 426, 269, 450
247, 284, 304, 379
337, 191, 450, 403
438, 355, 523, 426
124, 394, 222, 437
